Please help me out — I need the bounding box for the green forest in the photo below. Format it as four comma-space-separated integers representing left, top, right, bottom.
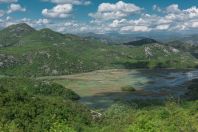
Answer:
0, 78, 198, 132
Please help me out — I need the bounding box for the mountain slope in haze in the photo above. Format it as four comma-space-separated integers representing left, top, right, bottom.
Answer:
0, 23, 36, 47
166, 38, 198, 59
180, 34, 198, 45
0, 23, 197, 77
80, 32, 148, 44
124, 38, 159, 46
166, 34, 198, 51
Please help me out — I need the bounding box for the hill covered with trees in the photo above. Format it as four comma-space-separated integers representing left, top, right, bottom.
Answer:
0, 24, 197, 77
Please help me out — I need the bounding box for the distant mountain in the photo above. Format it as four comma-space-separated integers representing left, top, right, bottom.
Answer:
0, 23, 84, 47
167, 34, 198, 46
79, 32, 194, 44
179, 34, 198, 45
79, 32, 147, 44
0, 23, 197, 77
0, 23, 35, 47
166, 39, 198, 59
124, 38, 159, 46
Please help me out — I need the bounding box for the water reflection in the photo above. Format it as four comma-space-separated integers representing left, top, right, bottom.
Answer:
80, 69, 198, 109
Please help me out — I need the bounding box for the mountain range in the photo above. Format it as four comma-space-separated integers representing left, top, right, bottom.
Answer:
0, 23, 197, 77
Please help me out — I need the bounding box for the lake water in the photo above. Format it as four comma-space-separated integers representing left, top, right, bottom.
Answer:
53, 69, 198, 109
81, 69, 198, 109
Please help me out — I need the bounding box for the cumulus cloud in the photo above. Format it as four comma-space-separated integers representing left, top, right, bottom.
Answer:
166, 4, 181, 14
42, 0, 91, 5
88, 2, 198, 33
89, 1, 142, 20
121, 25, 151, 32
42, 4, 72, 18
1, 2, 198, 34
36, 19, 50, 25
0, 10, 5, 17
7, 3, 26, 14
0, 0, 17, 3
155, 24, 170, 30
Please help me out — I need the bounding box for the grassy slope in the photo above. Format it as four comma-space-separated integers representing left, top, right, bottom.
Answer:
1, 42, 197, 77
0, 23, 35, 47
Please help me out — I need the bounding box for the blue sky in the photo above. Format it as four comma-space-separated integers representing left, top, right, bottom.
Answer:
0, 0, 198, 34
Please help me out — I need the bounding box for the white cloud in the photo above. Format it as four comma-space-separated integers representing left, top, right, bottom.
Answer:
89, 1, 142, 20
166, 4, 181, 14
153, 4, 161, 12
1, 2, 198, 34
0, 10, 5, 17
42, 0, 91, 5
7, 3, 26, 14
121, 25, 151, 32
109, 19, 126, 28
36, 19, 50, 25
184, 6, 198, 18
42, 4, 72, 18
155, 24, 170, 30
191, 21, 198, 28
0, 0, 17, 3
88, 2, 198, 33
98, 1, 141, 13
6, 16, 11, 20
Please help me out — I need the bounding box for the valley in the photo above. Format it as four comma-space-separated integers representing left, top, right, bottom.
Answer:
0, 23, 198, 132
38, 69, 198, 109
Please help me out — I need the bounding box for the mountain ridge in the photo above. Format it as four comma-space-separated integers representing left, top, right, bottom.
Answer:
124, 38, 160, 46
0, 23, 197, 77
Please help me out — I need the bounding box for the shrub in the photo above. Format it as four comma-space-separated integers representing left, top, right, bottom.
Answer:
32, 81, 80, 100
121, 86, 136, 92
50, 122, 76, 132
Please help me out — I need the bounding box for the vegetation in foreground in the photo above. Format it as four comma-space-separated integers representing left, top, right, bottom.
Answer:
0, 78, 91, 132
0, 78, 197, 132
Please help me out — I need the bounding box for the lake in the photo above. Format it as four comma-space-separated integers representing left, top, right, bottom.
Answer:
49, 69, 198, 109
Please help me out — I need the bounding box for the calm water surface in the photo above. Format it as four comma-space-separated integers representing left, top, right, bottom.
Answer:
80, 69, 198, 109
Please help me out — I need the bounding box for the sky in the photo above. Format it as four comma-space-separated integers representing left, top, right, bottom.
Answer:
0, 0, 198, 34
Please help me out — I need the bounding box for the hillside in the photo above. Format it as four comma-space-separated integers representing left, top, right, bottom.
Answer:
124, 38, 159, 46
0, 77, 198, 132
180, 34, 198, 45
166, 40, 198, 58
0, 23, 35, 47
0, 23, 197, 77
0, 78, 91, 131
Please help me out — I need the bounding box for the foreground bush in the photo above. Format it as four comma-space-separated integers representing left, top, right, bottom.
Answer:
0, 78, 90, 131
84, 100, 198, 132
0, 78, 198, 132
0, 78, 80, 100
